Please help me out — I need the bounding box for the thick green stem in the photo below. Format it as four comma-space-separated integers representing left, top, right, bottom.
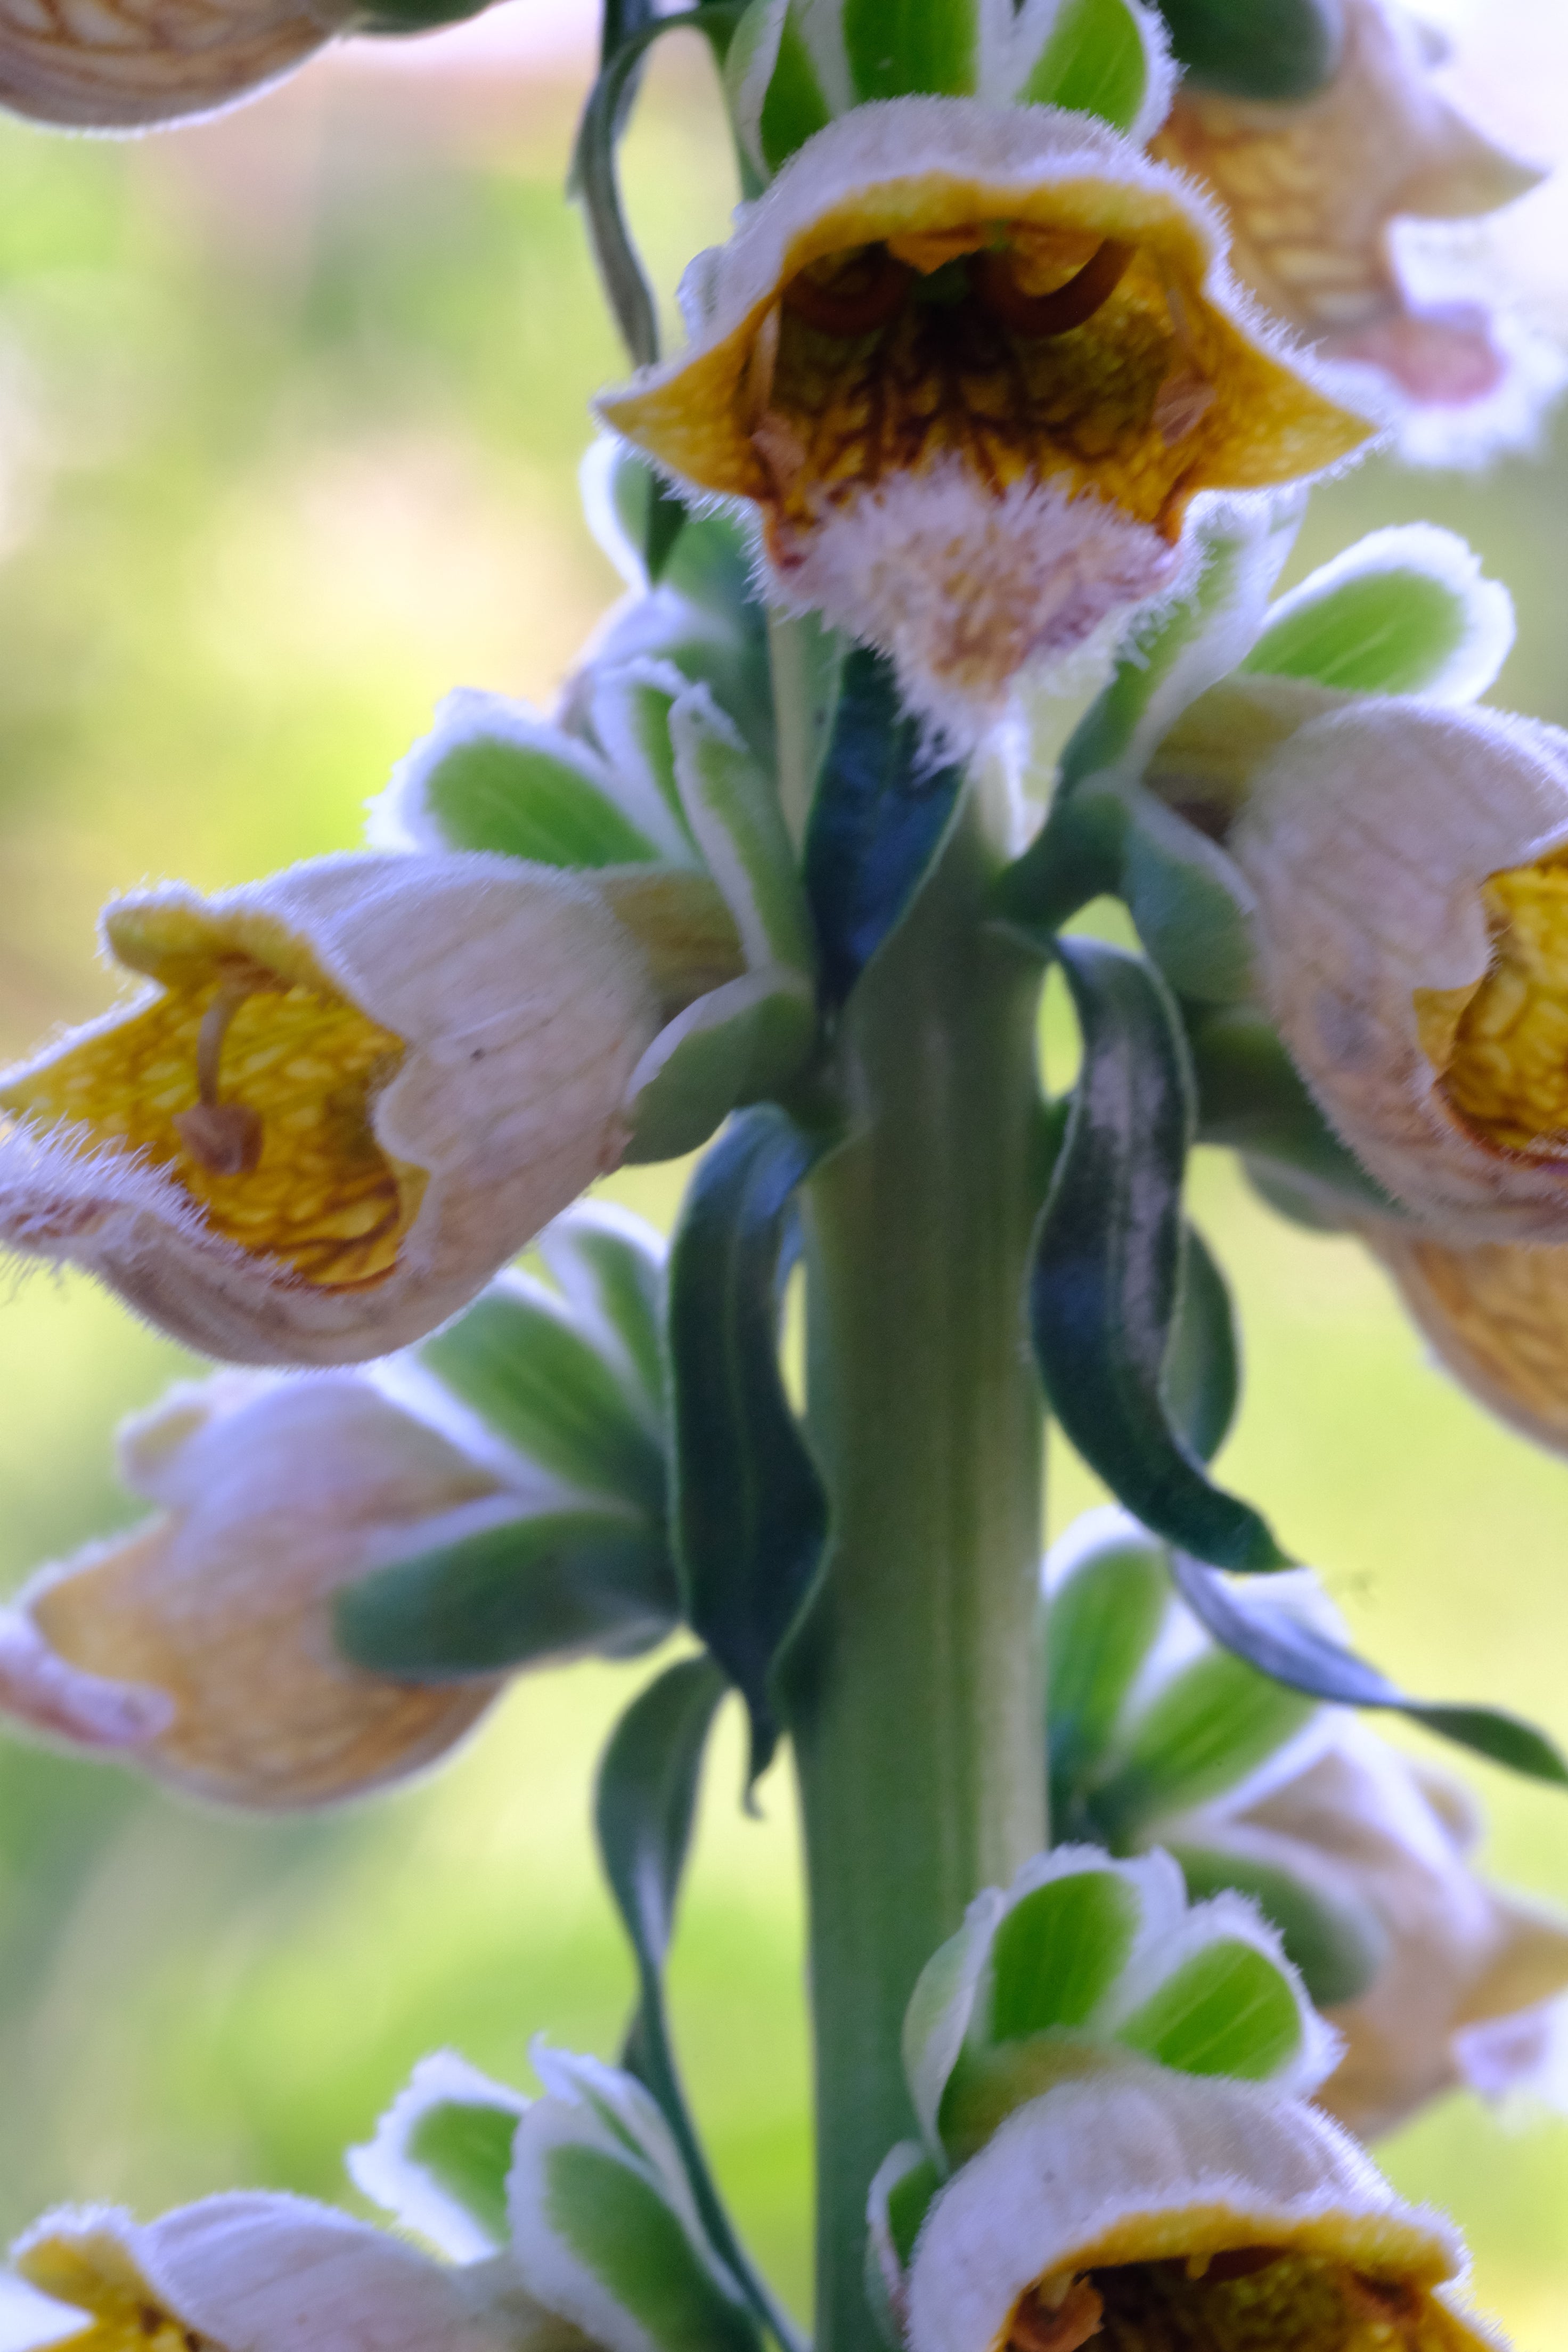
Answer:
788, 810, 1049, 2352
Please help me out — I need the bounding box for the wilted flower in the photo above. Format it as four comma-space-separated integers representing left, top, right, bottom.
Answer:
9, 2193, 537, 2352
0, 1370, 526, 1808
0, 851, 736, 1366
0, 0, 351, 130
904, 2056, 1499, 2352
600, 98, 1371, 744
1150, 0, 1552, 464
1187, 1722, 1568, 2142
1226, 696, 1568, 1244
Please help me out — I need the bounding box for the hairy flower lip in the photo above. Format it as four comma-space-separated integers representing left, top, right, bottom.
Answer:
906, 2062, 1495, 2352
0, 851, 665, 1366
0, 0, 349, 130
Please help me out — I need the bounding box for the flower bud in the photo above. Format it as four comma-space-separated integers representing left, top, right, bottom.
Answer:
599, 99, 1370, 744
1150, 0, 1550, 463
905, 2058, 1500, 2352
0, 0, 349, 130
1193, 1722, 1568, 2141
0, 850, 697, 1365
1227, 698, 1568, 1243
0, 1371, 522, 1808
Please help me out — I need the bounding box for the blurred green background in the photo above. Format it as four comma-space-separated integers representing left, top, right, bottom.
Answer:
0, 14, 1567, 2344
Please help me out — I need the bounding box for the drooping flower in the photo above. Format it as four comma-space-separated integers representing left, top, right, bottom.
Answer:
0, 1370, 520, 1808
904, 2056, 1501, 2352
0, 0, 350, 130
1149, 0, 1554, 465
1185, 1721, 1568, 2142
0, 851, 738, 1366
1224, 697, 1568, 1244
599, 98, 1371, 745
1366, 1227, 1568, 1458
7, 2194, 542, 2352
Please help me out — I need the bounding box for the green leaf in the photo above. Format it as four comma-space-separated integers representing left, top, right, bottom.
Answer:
1162, 1223, 1239, 1466
1168, 1550, 1568, 1788
671, 687, 816, 979
1047, 1529, 1171, 1825
804, 648, 967, 1008
668, 1106, 829, 1778
334, 1510, 677, 1677
404, 2100, 520, 2247
422, 1277, 668, 1516
542, 2146, 759, 2352
842, 0, 979, 98
1014, 0, 1159, 133
1113, 1936, 1306, 2079
623, 970, 818, 1165
1154, 0, 1343, 99
987, 1869, 1142, 2039
1027, 937, 1289, 1571
1169, 1843, 1386, 2010
537, 1204, 667, 1424
1244, 525, 1514, 704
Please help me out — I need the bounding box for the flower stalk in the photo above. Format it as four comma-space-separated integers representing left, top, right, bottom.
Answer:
787, 802, 1049, 2352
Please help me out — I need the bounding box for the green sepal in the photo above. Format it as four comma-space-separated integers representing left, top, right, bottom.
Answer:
1169, 1841, 1386, 2010
334, 1509, 678, 1678
1046, 1527, 1171, 1834
865, 2143, 940, 2349
1154, 0, 1344, 99
623, 970, 819, 1164
535, 1204, 668, 1425
420, 1275, 668, 1518
1111, 1934, 1312, 2080
1185, 1001, 1401, 1220
726, 0, 837, 181
1009, 0, 1174, 138
667, 1106, 830, 1779
672, 687, 816, 981
510, 2046, 763, 2352
841, 0, 980, 96
1088, 1638, 1318, 1848
350, 0, 493, 32
1027, 937, 1290, 1571
1169, 1550, 1568, 1789
1244, 525, 1515, 705
347, 2052, 528, 2261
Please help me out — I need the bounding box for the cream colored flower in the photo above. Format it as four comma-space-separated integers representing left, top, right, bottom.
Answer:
1173, 1722, 1568, 2143
1227, 697, 1568, 1243
0, 1370, 522, 1808
9, 2193, 537, 2352
1150, 0, 1547, 461
0, 0, 349, 130
0, 851, 732, 1366
906, 2056, 1499, 2352
1367, 1227, 1568, 1457
599, 99, 1371, 744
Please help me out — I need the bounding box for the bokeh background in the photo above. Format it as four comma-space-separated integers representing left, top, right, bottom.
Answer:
0, 0, 1567, 2337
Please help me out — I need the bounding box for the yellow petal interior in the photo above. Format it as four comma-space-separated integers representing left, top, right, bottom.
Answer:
0, 941, 426, 1291
18, 2236, 220, 2351
1417, 852, 1568, 1157
1010, 2250, 1466, 2351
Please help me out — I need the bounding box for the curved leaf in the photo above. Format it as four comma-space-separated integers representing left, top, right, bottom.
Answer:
1028, 937, 1288, 1569
1162, 1222, 1239, 1466
668, 1106, 830, 1777
1167, 1550, 1568, 1788
804, 648, 967, 1007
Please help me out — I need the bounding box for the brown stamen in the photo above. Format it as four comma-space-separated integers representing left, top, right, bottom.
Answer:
174, 985, 264, 1177
782, 247, 916, 337
972, 238, 1134, 338
1008, 2280, 1104, 2352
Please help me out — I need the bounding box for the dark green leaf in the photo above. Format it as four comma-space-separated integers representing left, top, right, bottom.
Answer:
334, 1511, 677, 1677
1028, 937, 1288, 1570
668, 1106, 829, 1777
1167, 1551, 1568, 1787
804, 648, 966, 1007
1162, 1223, 1239, 1465
1155, 0, 1344, 98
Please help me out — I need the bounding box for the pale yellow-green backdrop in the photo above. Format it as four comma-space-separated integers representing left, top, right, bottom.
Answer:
0, 20, 1565, 2346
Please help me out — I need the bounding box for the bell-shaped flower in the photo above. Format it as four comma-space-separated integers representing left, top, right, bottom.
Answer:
598, 99, 1371, 745
1185, 1721, 1568, 2143
1150, 0, 1553, 466
903, 2054, 1501, 2352
0, 0, 352, 130
1365, 1224, 1568, 1458
1224, 696, 1568, 1245
0, 1369, 538, 1808
0, 849, 734, 1365
5, 2192, 544, 2352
